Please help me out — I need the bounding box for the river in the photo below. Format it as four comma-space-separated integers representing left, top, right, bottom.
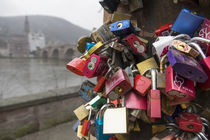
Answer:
0, 58, 92, 99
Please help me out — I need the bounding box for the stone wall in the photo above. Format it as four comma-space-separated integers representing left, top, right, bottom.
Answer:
0, 86, 85, 140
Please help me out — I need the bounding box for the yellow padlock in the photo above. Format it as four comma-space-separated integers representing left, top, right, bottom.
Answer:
111, 11, 131, 23
136, 57, 158, 75
83, 41, 104, 59
161, 95, 176, 116
133, 122, 141, 132
77, 36, 92, 54
152, 124, 167, 135
73, 104, 89, 121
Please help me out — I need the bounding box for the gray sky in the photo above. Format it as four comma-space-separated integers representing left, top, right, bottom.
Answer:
0, 0, 104, 30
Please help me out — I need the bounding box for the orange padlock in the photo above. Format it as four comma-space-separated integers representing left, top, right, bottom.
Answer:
66, 57, 86, 76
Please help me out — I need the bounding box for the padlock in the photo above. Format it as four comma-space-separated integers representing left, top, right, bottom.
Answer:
129, 0, 143, 12
77, 36, 92, 54
84, 41, 104, 59
152, 124, 167, 135
122, 33, 146, 56
165, 65, 195, 105
99, 0, 120, 14
133, 121, 141, 132
136, 57, 159, 76
155, 24, 173, 36
130, 109, 142, 119
151, 128, 179, 140
95, 104, 114, 140
108, 136, 118, 140
73, 104, 89, 121
157, 54, 167, 90
125, 90, 147, 110
171, 8, 204, 37
85, 42, 96, 54
111, 11, 131, 23
124, 66, 134, 87
171, 40, 199, 58
73, 120, 81, 132
147, 69, 161, 118
167, 48, 208, 83
133, 74, 151, 96
161, 95, 176, 116
110, 20, 135, 38
103, 97, 128, 134
91, 23, 115, 43
86, 95, 107, 109
79, 80, 96, 101
176, 113, 203, 132
66, 57, 86, 76
83, 54, 108, 78
105, 68, 132, 101
81, 109, 92, 136
152, 34, 191, 60
77, 125, 88, 139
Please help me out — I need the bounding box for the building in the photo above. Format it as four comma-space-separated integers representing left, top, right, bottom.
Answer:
28, 31, 46, 52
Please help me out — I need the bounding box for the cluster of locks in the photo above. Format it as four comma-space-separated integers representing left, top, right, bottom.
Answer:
66, 0, 210, 139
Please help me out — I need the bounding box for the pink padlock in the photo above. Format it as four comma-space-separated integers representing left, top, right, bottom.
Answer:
125, 90, 147, 110
165, 65, 195, 105
83, 54, 108, 78
105, 68, 132, 101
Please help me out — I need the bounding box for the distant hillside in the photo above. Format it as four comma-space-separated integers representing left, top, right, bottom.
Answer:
0, 15, 90, 43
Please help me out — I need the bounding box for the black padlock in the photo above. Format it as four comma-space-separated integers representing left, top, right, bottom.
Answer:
99, 0, 120, 14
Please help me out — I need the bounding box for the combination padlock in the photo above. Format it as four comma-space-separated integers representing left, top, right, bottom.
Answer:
122, 33, 147, 56
167, 48, 208, 83
105, 68, 132, 100
99, 0, 120, 14
147, 69, 161, 118
110, 20, 135, 38
125, 90, 147, 110
171, 8, 204, 37
83, 54, 108, 78
79, 80, 96, 101
155, 24, 173, 37
165, 65, 195, 105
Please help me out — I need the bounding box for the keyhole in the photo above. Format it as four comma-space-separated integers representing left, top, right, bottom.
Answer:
187, 124, 194, 129
117, 23, 123, 29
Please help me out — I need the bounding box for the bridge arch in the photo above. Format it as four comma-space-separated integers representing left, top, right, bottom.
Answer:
51, 49, 59, 59
42, 50, 48, 58
64, 48, 74, 60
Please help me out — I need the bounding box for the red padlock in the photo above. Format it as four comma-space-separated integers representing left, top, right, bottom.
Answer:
165, 65, 195, 105
122, 33, 146, 55
125, 90, 147, 110
155, 24, 173, 36
133, 74, 151, 96
66, 57, 86, 76
105, 68, 132, 100
176, 113, 203, 132
81, 109, 92, 136
147, 69, 161, 118
83, 54, 108, 78
108, 136, 118, 140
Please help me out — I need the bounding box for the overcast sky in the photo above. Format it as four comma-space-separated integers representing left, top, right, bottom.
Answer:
0, 0, 104, 30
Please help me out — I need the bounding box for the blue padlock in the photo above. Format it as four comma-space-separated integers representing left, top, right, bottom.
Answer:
72, 120, 80, 132
171, 8, 204, 37
79, 80, 96, 101
85, 42, 96, 53
95, 104, 114, 140
110, 20, 134, 38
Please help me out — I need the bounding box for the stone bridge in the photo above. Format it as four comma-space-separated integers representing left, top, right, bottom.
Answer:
36, 44, 80, 60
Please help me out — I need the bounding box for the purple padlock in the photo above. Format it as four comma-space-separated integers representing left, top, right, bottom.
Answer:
167, 49, 208, 83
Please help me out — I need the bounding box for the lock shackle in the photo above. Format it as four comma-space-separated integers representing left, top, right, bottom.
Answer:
96, 103, 115, 121
88, 108, 92, 121
195, 133, 203, 140
173, 34, 191, 40
150, 68, 157, 90
198, 132, 208, 140
160, 54, 167, 73
188, 42, 206, 59
190, 37, 210, 44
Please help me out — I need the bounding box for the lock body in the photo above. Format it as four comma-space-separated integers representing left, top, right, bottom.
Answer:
99, 0, 120, 14
125, 91, 147, 110
81, 120, 91, 136
171, 8, 204, 37
122, 33, 146, 55
72, 120, 80, 132
83, 54, 108, 78
155, 24, 173, 36
157, 73, 166, 89
176, 113, 203, 132
147, 90, 161, 118
133, 74, 151, 96
85, 42, 95, 53
151, 129, 178, 140
110, 20, 134, 38
94, 76, 107, 92
136, 57, 159, 75
87, 95, 107, 109
66, 57, 86, 76
79, 80, 96, 101
111, 12, 131, 23
105, 69, 132, 100
73, 104, 89, 121
77, 36, 92, 54
165, 66, 195, 105
168, 49, 208, 83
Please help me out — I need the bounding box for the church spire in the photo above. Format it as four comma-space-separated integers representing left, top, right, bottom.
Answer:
24, 16, 30, 36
